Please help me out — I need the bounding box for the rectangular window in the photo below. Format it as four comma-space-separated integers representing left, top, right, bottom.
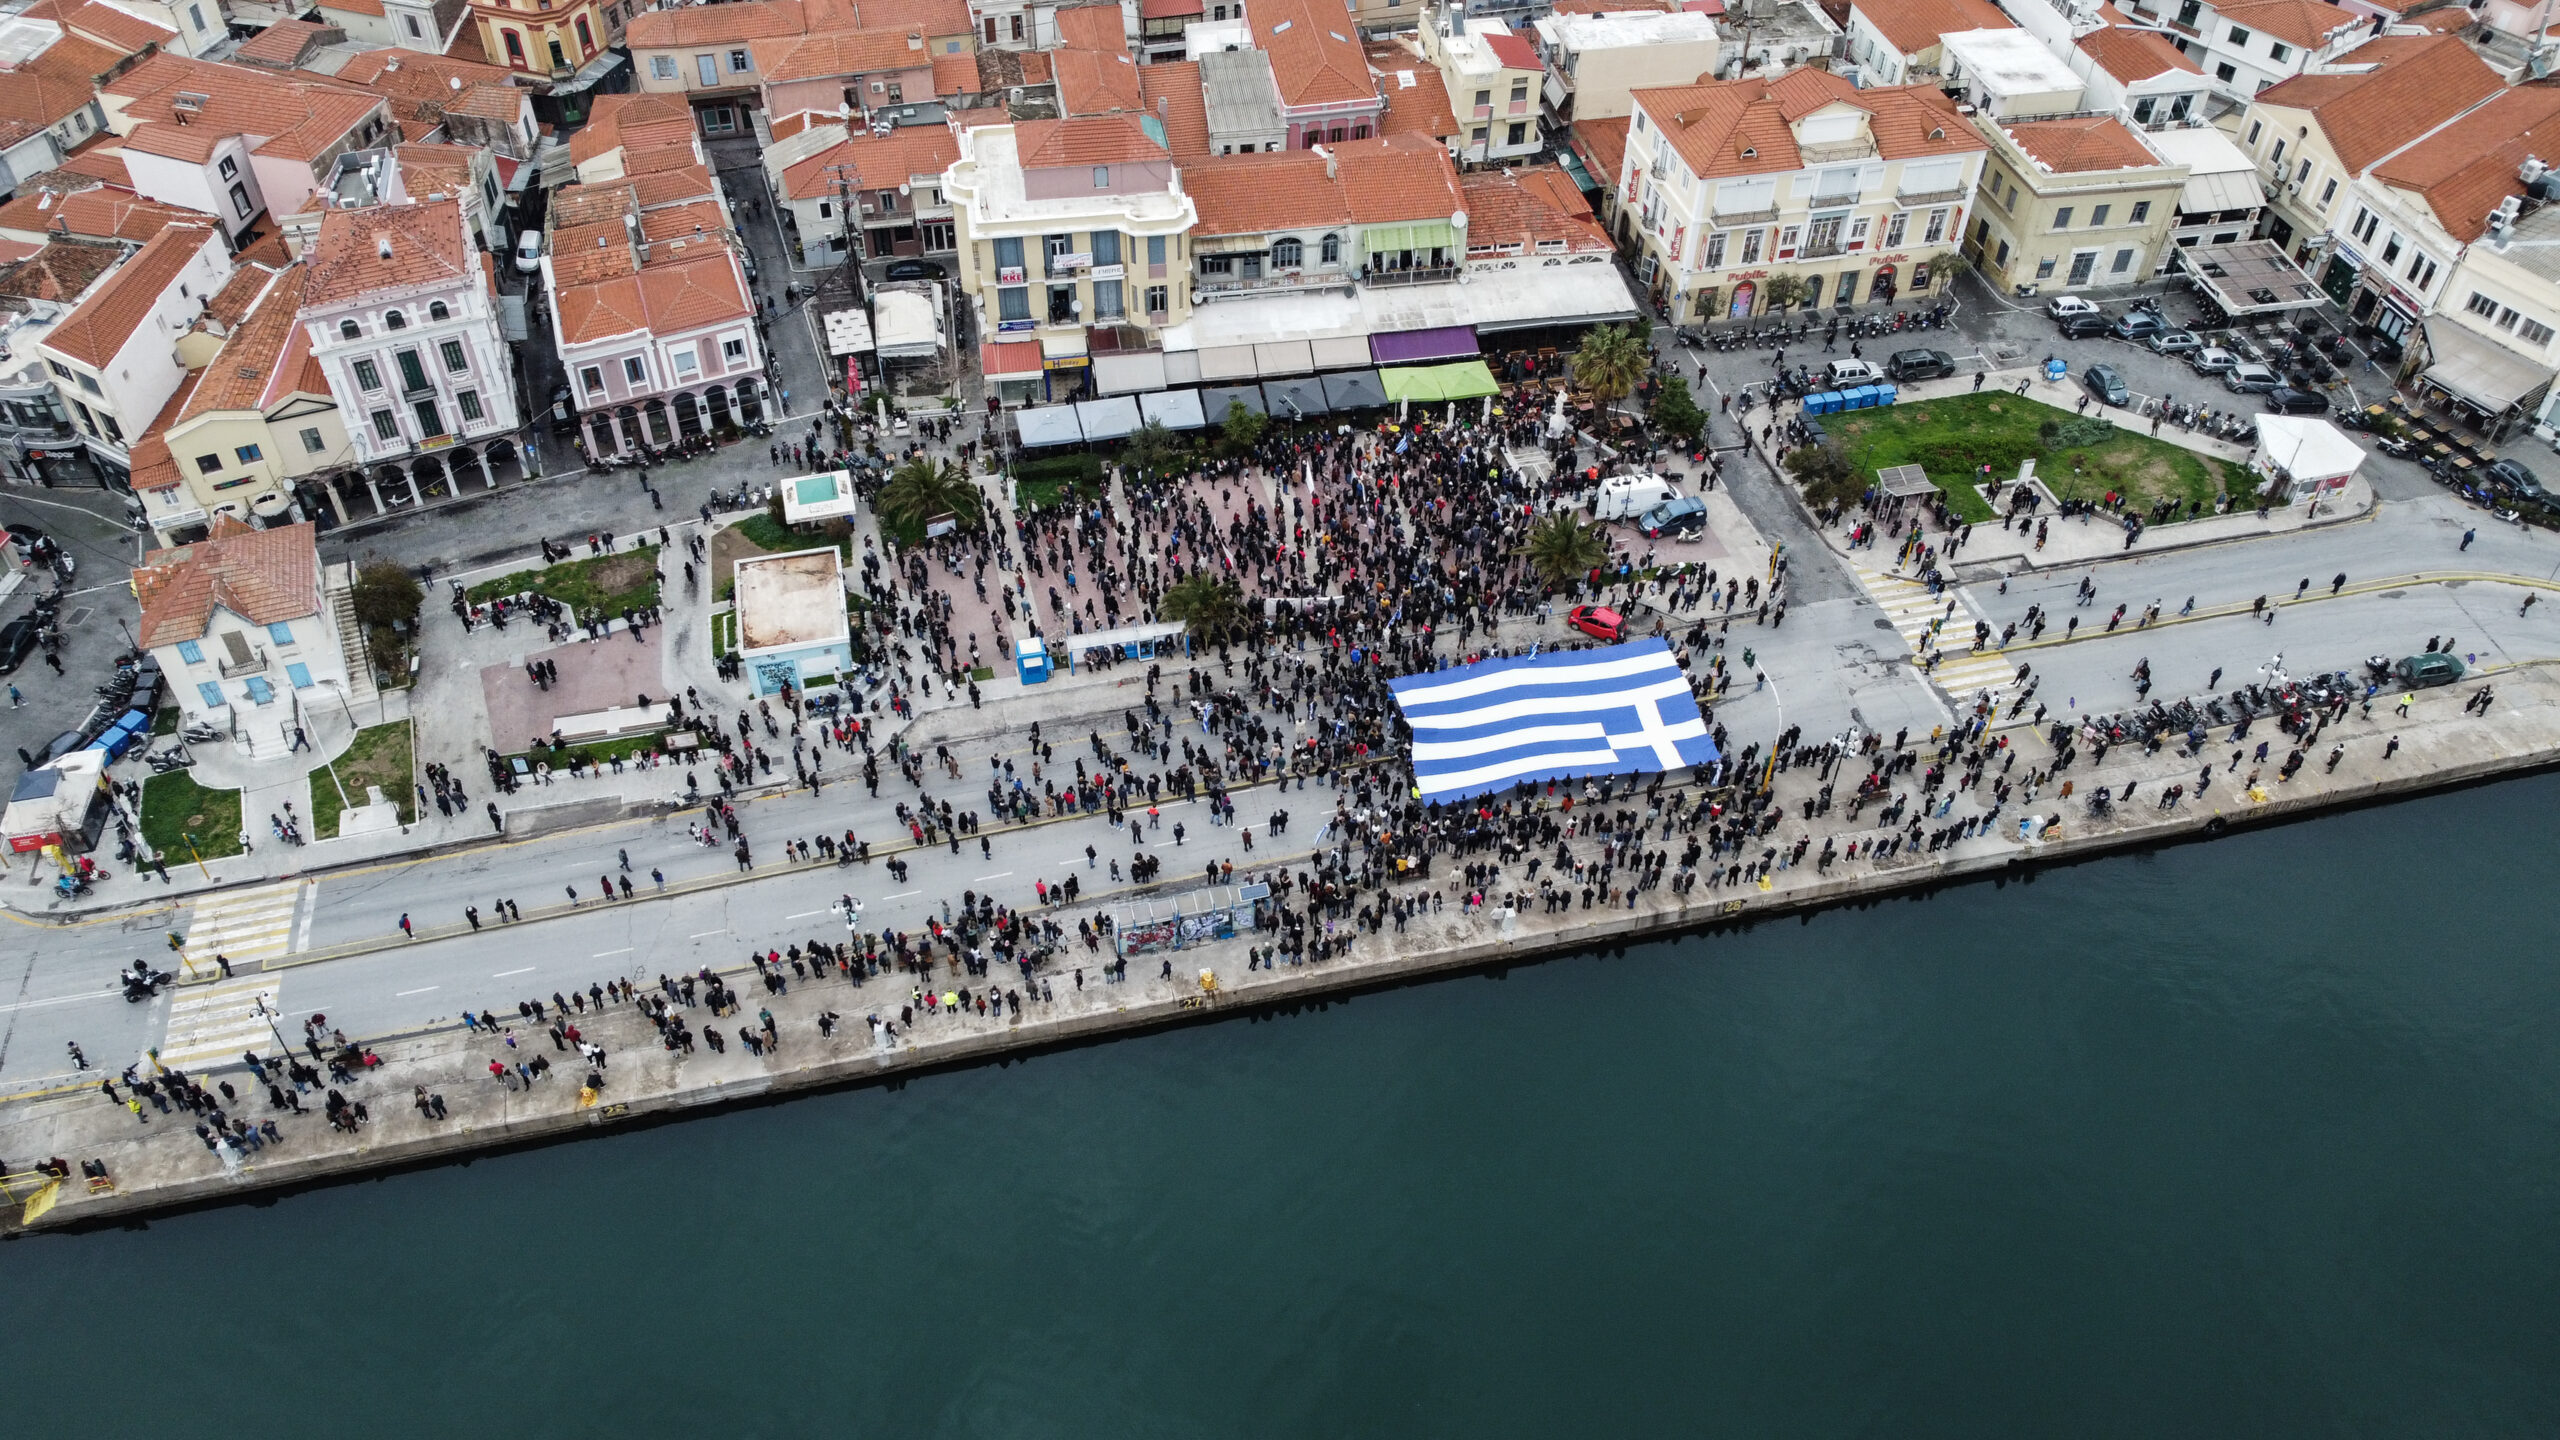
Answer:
189, 2, 203, 27
2269, 41, 2289, 62
1507, 122, 1527, 146
178, 640, 204, 664
652, 55, 677, 79
2227, 24, 2249, 43
235, 444, 261, 463
2521, 318, 2556, 346
728, 48, 749, 71
219, 156, 238, 179
2318, 178, 2336, 209
441, 339, 468, 372
1741, 229, 1762, 264
2036, 255, 2056, 278
1704, 231, 1726, 268
2112, 248, 2134, 273
1925, 208, 1947, 243
723, 338, 746, 362
671, 347, 699, 379
229, 182, 251, 219
582, 366, 605, 395
1091, 231, 1121, 267
1092, 166, 1110, 188
370, 409, 398, 441
624, 357, 647, 384
1093, 279, 1124, 320
1883, 213, 1906, 247
243, 676, 274, 705
1047, 284, 1076, 323
2468, 291, 2498, 318
101, 413, 121, 443
300, 427, 324, 454
1147, 234, 1166, 274
197, 681, 225, 709
458, 390, 484, 423
997, 286, 1030, 322
1043, 234, 1072, 265
2053, 206, 2073, 229
353, 359, 382, 391
993, 236, 1024, 272
697, 54, 717, 85
1144, 284, 1168, 317
413, 400, 445, 437
197, 453, 223, 474
267, 621, 295, 646
2216, 62, 2235, 82
287, 662, 314, 689
2091, 204, 2110, 227
396, 350, 429, 392
2130, 201, 2151, 224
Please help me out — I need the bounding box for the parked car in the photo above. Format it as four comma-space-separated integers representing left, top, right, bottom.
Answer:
2083, 363, 2130, 407
547, 383, 578, 435
2262, 387, 2331, 415
1886, 348, 1955, 381
1825, 358, 1885, 387
1569, 605, 1627, 642
2393, 651, 2465, 687
2147, 329, 2203, 356
2188, 346, 2239, 375
514, 229, 543, 274
2047, 295, 2101, 319
883, 259, 946, 281
2057, 312, 2111, 339
2223, 362, 2281, 393
1639, 496, 1711, 539
0, 616, 36, 675
2112, 311, 2168, 341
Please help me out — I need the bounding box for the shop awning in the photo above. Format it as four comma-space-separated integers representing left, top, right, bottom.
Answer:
1321, 369, 1387, 410
1163, 350, 1203, 386
2421, 318, 2555, 413
1380, 360, 1500, 402
1370, 325, 1479, 365
1253, 339, 1315, 377
1200, 384, 1265, 420
1311, 335, 1371, 370
1262, 377, 1330, 419
2173, 240, 2325, 316
1041, 331, 1089, 361
980, 339, 1043, 380
1198, 344, 1258, 380
1140, 388, 1207, 430
1093, 351, 1168, 395
1077, 395, 1143, 440
1015, 404, 1085, 447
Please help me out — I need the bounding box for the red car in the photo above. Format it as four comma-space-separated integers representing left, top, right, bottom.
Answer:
1569, 605, 1625, 641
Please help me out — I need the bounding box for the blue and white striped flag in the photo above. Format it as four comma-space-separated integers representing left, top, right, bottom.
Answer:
1389, 639, 1720, 801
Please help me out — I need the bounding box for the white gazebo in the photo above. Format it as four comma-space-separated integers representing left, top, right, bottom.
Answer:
2250, 415, 2365, 500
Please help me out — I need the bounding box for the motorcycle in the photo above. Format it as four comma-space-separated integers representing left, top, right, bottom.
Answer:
145, 747, 195, 772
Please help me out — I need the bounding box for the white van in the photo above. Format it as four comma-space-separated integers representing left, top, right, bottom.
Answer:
515, 230, 543, 274
1584, 474, 1682, 521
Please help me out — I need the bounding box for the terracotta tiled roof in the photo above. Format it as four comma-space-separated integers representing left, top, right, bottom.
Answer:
1482, 31, 1540, 71
949, 104, 1013, 131
551, 182, 639, 226
395, 142, 479, 198
1054, 2, 1128, 52
623, 140, 704, 178
779, 126, 960, 198
0, 185, 198, 243
1255, 0, 1375, 109
42, 222, 216, 368
931, 49, 978, 98
332, 46, 518, 91
1140, 0, 1203, 18
320, 0, 385, 19
2373, 83, 2560, 243
443, 15, 493, 63
135, 519, 321, 647
202, 262, 275, 330
2252, 34, 2502, 175
0, 32, 130, 132
182, 265, 307, 421
1187, 150, 1349, 234
22, 0, 173, 53
307, 199, 468, 297
803, 0, 969, 36
237, 226, 295, 270
1333, 133, 1461, 223
1014, 114, 1166, 167
632, 163, 718, 209
1374, 48, 1459, 141
1460, 163, 1613, 252
1633, 71, 1981, 181
2075, 24, 2200, 83
2399, 5, 2473, 32
128, 432, 182, 493
568, 92, 698, 163
1852, 0, 2012, 53
557, 251, 748, 345
1056, 48, 1145, 116
0, 236, 40, 266
627, 0, 806, 48
550, 216, 638, 286
642, 200, 732, 245
1570, 114, 1629, 188
237, 17, 336, 66
1138, 60, 1211, 159
2212, 0, 2364, 49
2003, 114, 2161, 173
752, 28, 932, 82
0, 238, 121, 304
975, 46, 1053, 90
104, 53, 385, 166
53, 139, 133, 188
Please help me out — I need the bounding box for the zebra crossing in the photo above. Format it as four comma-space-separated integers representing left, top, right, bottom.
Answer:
1849, 561, 2018, 704
179, 879, 304, 969
154, 881, 306, 1072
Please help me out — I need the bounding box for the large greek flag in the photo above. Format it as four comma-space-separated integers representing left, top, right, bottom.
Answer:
1389, 639, 1720, 800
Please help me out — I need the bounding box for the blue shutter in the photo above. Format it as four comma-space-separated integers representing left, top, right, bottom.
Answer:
243, 676, 274, 704
196, 681, 225, 709
177, 640, 203, 664
267, 621, 294, 645
287, 662, 313, 688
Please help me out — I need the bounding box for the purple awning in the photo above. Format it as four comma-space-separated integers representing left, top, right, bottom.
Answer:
1369, 325, 1479, 366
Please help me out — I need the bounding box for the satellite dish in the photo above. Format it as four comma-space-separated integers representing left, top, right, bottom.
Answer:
899, 182, 911, 195
1451, 209, 1468, 231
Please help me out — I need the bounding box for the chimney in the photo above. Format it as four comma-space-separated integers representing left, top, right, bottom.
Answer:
376, 232, 394, 259
1318, 143, 1335, 179
1159, 94, 1169, 121
908, 30, 923, 48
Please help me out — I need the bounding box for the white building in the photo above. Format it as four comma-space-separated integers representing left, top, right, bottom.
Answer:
133, 518, 353, 751
1528, 8, 1722, 126
35, 222, 232, 489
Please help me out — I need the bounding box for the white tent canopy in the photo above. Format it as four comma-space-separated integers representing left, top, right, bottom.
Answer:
2252, 414, 2365, 497
1015, 404, 1085, 447
870, 287, 944, 359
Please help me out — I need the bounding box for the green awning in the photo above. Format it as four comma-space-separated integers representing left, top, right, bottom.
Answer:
1361, 224, 1411, 257
1380, 360, 1499, 402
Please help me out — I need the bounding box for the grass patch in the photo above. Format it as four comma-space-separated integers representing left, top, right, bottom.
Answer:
1832, 393, 2231, 522
732, 513, 801, 551
505, 731, 667, 773
711, 608, 739, 658
140, 769, 244, 860
465, 546, 662, 617
152, 705, 178, 737
312, 720, 415, 840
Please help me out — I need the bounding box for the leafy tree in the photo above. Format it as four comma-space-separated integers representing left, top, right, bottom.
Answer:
1650, 379, 1706, 445
1783, 443, 1863, 510
1761, 273, 1810, 313
1518, 510, 1610, 590
350, 560, 421, 630
875, 456, 981, 540
1571, 323, 1649, 408
1220, 399, 1268, 455
1124, 418, 1181, 475
1161, 571, 1244, 642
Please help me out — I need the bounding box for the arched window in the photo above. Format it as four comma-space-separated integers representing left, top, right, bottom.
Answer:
385, 310, 407, 330
338, 319, 361, 340
1319, 233, 1340, 265
429, 301, 450, 321
1271, 237, 1302, 269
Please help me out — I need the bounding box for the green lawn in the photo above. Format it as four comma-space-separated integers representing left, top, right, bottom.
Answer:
465, 545, 662, 617
711, 608, 739, 658
140, 769, 244, 861
313, 719, 415, 839
1832, 393, 2233, 522
506, 731, 666, 772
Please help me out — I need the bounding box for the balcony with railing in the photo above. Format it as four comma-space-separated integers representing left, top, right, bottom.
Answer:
1798, 139, 1876, 165
1800, 235, 1845, 259
1897, 185, 1969, 206
218, 646, 268, 679
1362, 264, 1461, 288
1712, 205, 1780, 226
1195, 270, 1350, 299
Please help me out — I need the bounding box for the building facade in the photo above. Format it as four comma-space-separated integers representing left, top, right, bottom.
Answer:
1964, 113, 2187, 294
133, 518, 352, 751
35, 222, 231, 490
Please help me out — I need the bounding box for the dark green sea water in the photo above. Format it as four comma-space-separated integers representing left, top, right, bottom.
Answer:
8, 776, 2558, 1437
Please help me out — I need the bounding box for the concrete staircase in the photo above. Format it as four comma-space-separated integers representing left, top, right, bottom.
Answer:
323, 562, 378, 708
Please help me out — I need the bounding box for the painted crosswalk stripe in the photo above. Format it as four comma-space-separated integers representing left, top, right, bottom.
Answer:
1849, 562, 2017, 702
179, 879, 307, 969
156, 974, 286, 1072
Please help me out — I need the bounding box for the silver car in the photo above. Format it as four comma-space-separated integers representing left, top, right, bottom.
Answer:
2189, 346, 2238, 375
2223, 362, 2281, 393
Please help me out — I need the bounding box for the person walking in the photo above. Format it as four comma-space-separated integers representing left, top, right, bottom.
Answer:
2461, 527, 2477, 551
399, 912, 414, 938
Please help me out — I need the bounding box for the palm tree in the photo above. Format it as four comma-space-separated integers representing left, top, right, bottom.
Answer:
1519, 511, 1609, 591
1571, 323, 1649, 408
875, 456, 980, 541
1161, 570, 1244, 642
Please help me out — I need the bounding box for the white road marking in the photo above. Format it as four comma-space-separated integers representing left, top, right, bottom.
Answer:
880, 890, 919, 900
783, 910, 826, 920
395, 986, 440, 997
689, 929, 728, 938
493, 966, 534, 978
591, 947, 633, 957
973, 871, 1013, 881
0, 988, 118, 1015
